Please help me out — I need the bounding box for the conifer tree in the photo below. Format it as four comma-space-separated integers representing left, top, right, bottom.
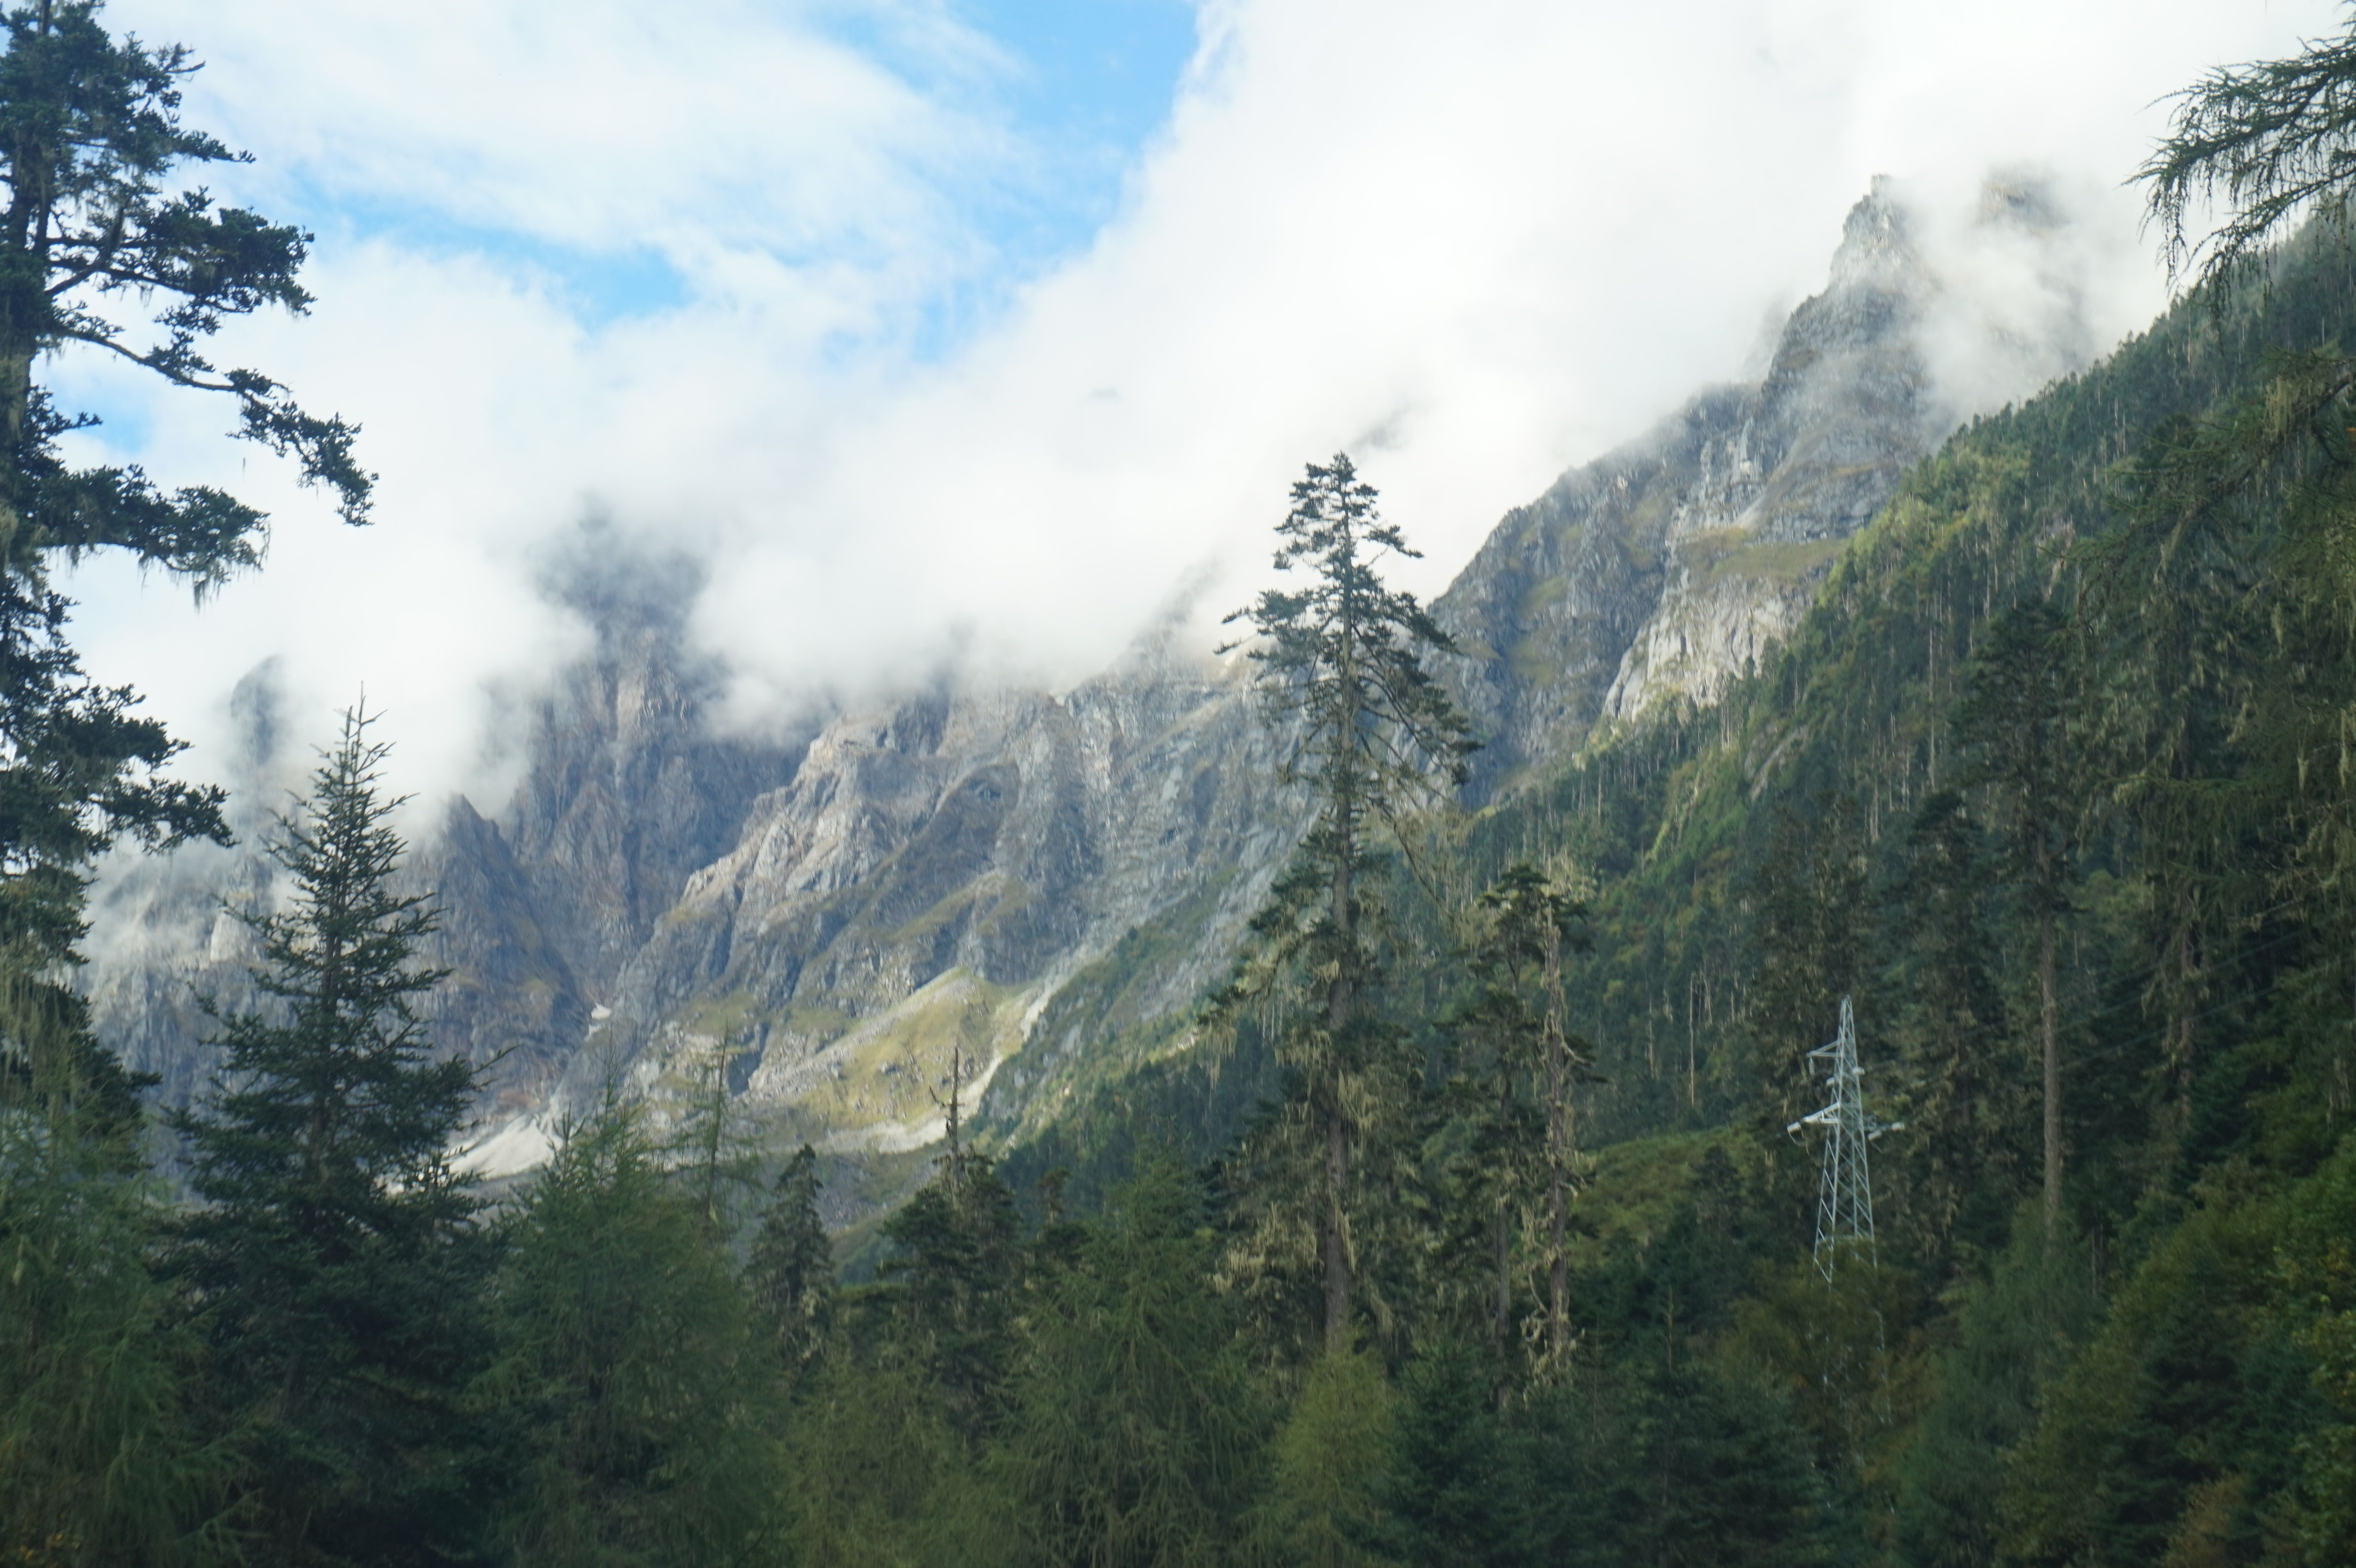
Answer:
782, 1346, 982, 1566
0, 6, 362, 1553
674, 1030, 762, 1229
1262, 1344, 1394, 1568
1, 990, 219, 1564
1221, 451, 1475, 1353
875, 1155, 1024, 1433
987, 1156, 1266, 1566
172, 708, 490, 1566
0, 5, 368, 1053
1956, 603, 2077, 1233
1892, 1208, 2098, 1568
2132, 20, 2356, 1152
1886, 790, 2021, 1264
481, 1101, 780, 1568
749, 1143, 834, 1375
1377, 1340, 1514, 1568
1445, 862, 1587, 1357
1599, 1361, 1836, 1568
2082, 366, 2343, 1172
1441, 878, 1548, 1353
0, 577, 228, 1127
0, 0, 367, 1106
2141, 7, 2356, 292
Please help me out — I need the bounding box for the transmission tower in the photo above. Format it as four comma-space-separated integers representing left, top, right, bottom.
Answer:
1787, 995, 1898, 1281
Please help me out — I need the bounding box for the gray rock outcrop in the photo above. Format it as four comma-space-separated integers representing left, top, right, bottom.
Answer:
1435, 180, 1943, 796
81, 180, 2094, 1200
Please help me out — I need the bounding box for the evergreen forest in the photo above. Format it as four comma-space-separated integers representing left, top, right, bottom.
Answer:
14, 3, 2356, 1564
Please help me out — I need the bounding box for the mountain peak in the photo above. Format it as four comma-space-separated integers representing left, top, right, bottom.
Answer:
1826, 175, 1921, 294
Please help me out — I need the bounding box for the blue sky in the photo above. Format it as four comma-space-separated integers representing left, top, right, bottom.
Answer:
916, 0, 1199, 256
164, 0, 1203, 348
837, 0, 1203, 354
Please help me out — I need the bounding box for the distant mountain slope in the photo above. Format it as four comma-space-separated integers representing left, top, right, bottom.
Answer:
1016, 219, 2356, 1208
557, 627, 1294, 1160
82, 181, 2087, 1206
1438, 180, 1970, 796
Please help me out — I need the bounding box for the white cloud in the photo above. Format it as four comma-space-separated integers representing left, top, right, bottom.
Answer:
59, 0, 2347, 810
131, 0, 1013, 307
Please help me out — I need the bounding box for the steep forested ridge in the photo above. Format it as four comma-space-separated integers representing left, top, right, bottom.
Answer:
1020, 218, 2356, 1177
991, 215, 2356, 1562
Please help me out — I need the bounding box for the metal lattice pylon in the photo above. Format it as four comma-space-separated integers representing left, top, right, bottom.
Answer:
1788, 996, 1897, 1281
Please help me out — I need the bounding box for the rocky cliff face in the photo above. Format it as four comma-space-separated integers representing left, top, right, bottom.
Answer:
81, 550, 814, 1136
1434, 181, 1944, 796
82, 181, 2088, 1196
85, 666, 292, 1113
434, 549, 810, 1117
546, 628, 1295, 1159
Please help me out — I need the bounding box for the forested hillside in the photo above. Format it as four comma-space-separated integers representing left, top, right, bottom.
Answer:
15, 2, 2356, 1565
989, 118, 2356, 1568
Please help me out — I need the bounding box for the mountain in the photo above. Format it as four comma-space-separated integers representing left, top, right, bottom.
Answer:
548, 625, 1295, 1162
1430, 178, 2084, 795
80, 180, 2092, 1203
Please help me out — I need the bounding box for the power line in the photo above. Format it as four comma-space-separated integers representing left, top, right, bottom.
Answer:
1788, 996, 1901, 1281
2058, 961, 2322, 1078
1754, 909, 2320, 1085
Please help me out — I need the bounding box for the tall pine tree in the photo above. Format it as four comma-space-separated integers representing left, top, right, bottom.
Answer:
480, 1102, 780, 1568
749, 1142, 834, 1378
172, 708, 490, 1567
1441, 861, 1588, 1359
1219, 452, 1475, 1353
1956, 601, 2079, 1232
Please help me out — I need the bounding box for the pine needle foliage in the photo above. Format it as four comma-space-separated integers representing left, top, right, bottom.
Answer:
987, 1156, 1267, 1567
171, 707, 490, 1566
0, 0, 360, 1120
0, 8, 363, 1557
481, 1103, 782, 1568
1223, 452, 1478, 847
1218, 451, 1476, 1354
2142, 7, 2356, 294
780, 1347, 980, 1568
1435, 862, 1590, 1361
176, 707, 469, 1245
1882, 791, 2023, 1265
1, 1000, 226, 1566
0, 0, 371, 585
1260, 1346, 1393, 1568
1955, 601, 2083, 1227
873, 1157, 1023, 1435
748, 1143, 835, 1375
0, 570, 228, 1142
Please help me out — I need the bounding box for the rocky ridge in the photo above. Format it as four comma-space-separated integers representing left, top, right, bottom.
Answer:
1434, 180, 1952, 796
82, 181, 2088, 1196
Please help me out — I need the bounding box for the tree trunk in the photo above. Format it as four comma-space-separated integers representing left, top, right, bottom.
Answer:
1324, 1107, 1349, 1353
1495, 1070, 1512, 1348
1324, 778, 1354, 1353
0, 342, 30, 563
0, 85, 57, 571
2040, 906, 2061, 1237
1544, 921, 1569, 1356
